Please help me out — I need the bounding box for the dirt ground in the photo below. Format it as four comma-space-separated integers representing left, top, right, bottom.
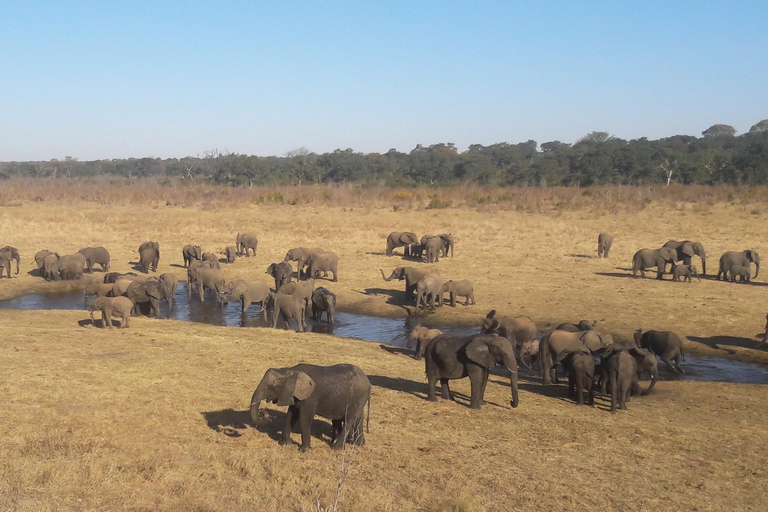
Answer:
1, 188, 767, 511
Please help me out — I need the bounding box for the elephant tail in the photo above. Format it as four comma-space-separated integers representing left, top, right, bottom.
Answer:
365, 390, 371, 434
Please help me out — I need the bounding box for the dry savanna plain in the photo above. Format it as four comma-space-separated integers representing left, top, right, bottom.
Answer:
1, 182, 768, 511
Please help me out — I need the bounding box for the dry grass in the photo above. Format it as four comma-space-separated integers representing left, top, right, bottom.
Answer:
1, 184, 768, 511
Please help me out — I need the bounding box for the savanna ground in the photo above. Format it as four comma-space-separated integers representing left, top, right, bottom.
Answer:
1, 181, 767, 511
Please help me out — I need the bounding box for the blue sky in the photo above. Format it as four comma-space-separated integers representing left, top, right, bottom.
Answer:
1, 1, 766, 161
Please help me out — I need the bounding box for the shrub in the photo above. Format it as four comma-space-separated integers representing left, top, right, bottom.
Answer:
426, 196, 452, 209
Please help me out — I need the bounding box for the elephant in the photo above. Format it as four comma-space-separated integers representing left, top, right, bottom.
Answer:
236, 232, 258, 257
539, 329, 612, 385
415, 272, 443, 312
0, 246, 20, 277
717, 250, 760, 281
554, 320, 596, 332
284, 247, 326, 278
424, 334, 519, 409
103, 271, 137, 284
672, 264, 701, 283
441, 279, 475, 306
379, 266, 438, 302
481, 310, 537, 356
307, 251, 338, 282
89, 296, 134, 329
279, 279, 314, 317
186, 260, 216, 297
597, 343, 659, 397
554, 350, 595, 405
224, 246, 237, 263
311, 287, 336, 324
249, 364, 371, 451
663, 240, 707, 275
202, 252, 221, 270
728, 265, 752, 283
267, 261, 294, 291
603, 349, 636, 413
84, 282, 114, 308
112, 277, 156, 298
0, 253, 13, 279
182, 245, 202, 267
78, 246, 110, 273
138, 241, 160, 273
437, 234, 454, 258
126, 279, 173, 317
34, 249, 54, 270
196, 269, 227, 303
519, 338, 540, 372
761, 314, 768, 344
407, 326, 443, 360
422, 236, 444, 264
42, 253, 61, 281
159, 273, 179, 303
220, 280, 272, 316
409, 242, 424, 259
58, 253, 86, 280
631, 247, 678, 279
597, 233, 613, 258
271, 292, 307, 332
386, 232, 418, 257
634, 329, 685, 373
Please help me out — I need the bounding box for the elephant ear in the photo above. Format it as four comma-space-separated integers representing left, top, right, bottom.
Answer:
554, 350, 573, 365
266, 263, 276, 274
681, 243, 695, 258
465, 338, 496, 368
399, 233, 410, 244
486, 310, 497, 320
277, 371, 316, 406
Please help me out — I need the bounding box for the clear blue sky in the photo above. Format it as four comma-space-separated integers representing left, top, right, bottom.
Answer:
1, 1, 766, 161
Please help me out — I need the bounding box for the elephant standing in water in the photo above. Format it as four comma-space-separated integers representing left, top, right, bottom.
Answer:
311, 287, 336, 324
271, 292, 308, 332
481, 310, 537, 357
631, 247, 677, 279
634, 329, 685, 373
539, 329, 612, 385
380, 266, 438, 302
0, 246, 20, 277
267, 261, 294, 292
717, 250, 760, 281
220, 280, 272, 317
663, 240, 707, 275
386, 232, 418, 257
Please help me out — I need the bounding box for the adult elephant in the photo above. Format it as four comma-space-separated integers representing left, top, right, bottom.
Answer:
279, 279, 314, 316
219, 280, 272, 316
187, 260, 216, 297
598, 344, 658, 402
631, 247, 677, 279
267, 261, 294, 291
597, 233, 613, 258
271, 292, 308, 332
126, 279, 173, 317
481, 310, 537, 351
663, 240, 707, 275
424, 334, 519, 409
42, 253, 61, 281
311, 287, 336, 324
58, 253, 86, 280
249, 364, 371, 451
284, 247, 326, 279
436, 233, 454, 258
182, 245, 202, 267
196, 269, 226, 303
159, 273, 179, 302
415, 272, 443, 312
422, 236, 444, 264
379, 266, 438, 302
634, 329, 685, 373
78, 246, 110, 273
539, 329, 611, 385
386, 232, 418, 257
307, 251, 338, 282
717, 250, 760, 281
555, 320, 597, 332
202, 252, 221, 270
0, 246, 20, 277
34, 249, 55, 270
236, 232, 258, 257
138, 241, 160, 273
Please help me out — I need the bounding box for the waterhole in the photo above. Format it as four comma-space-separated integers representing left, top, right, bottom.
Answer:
1, 284, 766, 384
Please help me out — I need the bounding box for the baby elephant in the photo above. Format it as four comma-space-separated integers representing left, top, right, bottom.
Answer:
555, 350, 595, 406
441, 279, 475, 307
407, 326, 443, 360
89, 296, 134, 329
224, 246, 237, 264
311, 287, 336, 324
729, 265, 751, 283
672, 264, 701, 283
597, 233, 613, 258
518, 338, 540, 372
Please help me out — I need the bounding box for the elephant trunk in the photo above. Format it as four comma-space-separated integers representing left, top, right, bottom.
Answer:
754, 263, 760, 279
14, 255, 19, 275
642, 371, 657, 395
249, 389, 270, 427
701, 258, 706, 276
379, 269, 394, 282
84, 291, 88, 310
327, 298, 336, 324
508, 366, 519, 408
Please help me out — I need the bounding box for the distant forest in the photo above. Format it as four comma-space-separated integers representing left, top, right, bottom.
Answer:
2, 121, 767, 187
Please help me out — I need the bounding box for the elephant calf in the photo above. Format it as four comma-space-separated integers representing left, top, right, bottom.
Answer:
89, 296, 134, 329
729, 265, 751, 283
672, 264, 701, 283
311, 287, 336, 324
407, 326, 443, 360
84, 282, 114, 308
441, 279, 475, 307
555, 350, 595, 406
224, 246, 237, 263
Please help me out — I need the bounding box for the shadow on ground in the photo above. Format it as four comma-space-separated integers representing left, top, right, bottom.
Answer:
687, 334, 768, 353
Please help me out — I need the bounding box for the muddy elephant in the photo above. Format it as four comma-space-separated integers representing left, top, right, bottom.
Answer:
555, 320, 597, 332
196, 269, 226, 303
127, 279, 173, 317
220, 280, 272, 316
182, 245, 202, 267
425, 334, 519, 409
672, 264, 701, 283
379, 266, 438, 302
554, 350, 595, 405
202, 252, 221, 270
481, 310, 537, 353
236, 232, 258, 257
415, 273, 443, 312
84, 282, 114, 308
284, 247, 326, 278
634, 329, 685, 373
250, 364, 371, 451
663, 240, 707, 275
224, 246, 237, 263
279, 279, 314, 317
78, 246, 110, 273
0, 246, 20, 277
271, 292, 307, 332
311, 287, 336, 324
159, 273, 179, 302
717, 250, 760, 281
307, 251, 338, 282
539, 329, 612, 385
631, 247, 677, 279
386, 232, 418, 257
441, 279, 475, 306
597, 233, 613, 258
89, 296, 134, 329
58, 253, 86, 280
138, 241, 160, 273
407, 326, 443, 360
267, 261, 294, 291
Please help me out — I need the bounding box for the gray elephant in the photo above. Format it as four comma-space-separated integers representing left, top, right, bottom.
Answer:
415, 273, 443, 312
424, 334, 519, 409
554, 320, 596, 332
441, 279, 475, 306
554, 350, 595, 405
89, 296, 134, 329
409, 242, 424, 259
249, 364, 371, 451
58, 253, 86, 280
126, 279, 173, 317
379, 266, 438, 302
603, 349, 635, 413
597, 343, 659, 397
224, 246, 237, 263
202, 252, 221, 270
267, 261, 294, 291
279, 279, 314, 317
761, 313, 768, 344
159, 273, 179, 302
0, 246, 20, 277
41, 253, 61, 281
539, 329, 612, 385
271, 292, 307, 332
311, 287, 336, 324
186, 260, 216, 297
138, 241, 160, 273
182, 245, 202, 267
634, 329, 685, 373
307, 251, 338, 282
519, 338, 540, 372
84, 282, 114, 308
481, 310, 537, 352
597, 233, 613, 258
78, 246, 110, 273
631, 247, 678, 279
422, 236, 443, 264
220, 280, 272, 316
113, 276, 157, 298
386, 232, 418, 257
436, 233, 454, 258
34, 249, 54, 270
672, 264, 701, 283
196, 269, 226, 303
717, 250, 760, 281
284, 247, 326, 278
0, 253, 13, 279
730, 265, 751, 283
663, 240, 707, 275
103, 271, 138, 284
236, 232, 258, 257
407, 326, 443, 360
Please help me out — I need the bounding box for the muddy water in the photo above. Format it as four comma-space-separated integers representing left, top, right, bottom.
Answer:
2, 285, 767, 384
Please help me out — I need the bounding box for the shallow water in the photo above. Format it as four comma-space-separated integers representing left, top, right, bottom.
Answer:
2, 285, 767, 384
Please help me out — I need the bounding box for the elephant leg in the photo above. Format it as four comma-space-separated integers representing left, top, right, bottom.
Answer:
299, 404, 316, 452
576, 376, 585, 405
273, 306, 281, 328
150, 297, 159, 318
279, 406, 298, 446
477, 367, 489, 407
427, 374, 438, 402
122, 313, 130, 328
439, 378, 453, 401
101, 310, 108, 328
331, 419, 343, 447
610, 372, 618, 414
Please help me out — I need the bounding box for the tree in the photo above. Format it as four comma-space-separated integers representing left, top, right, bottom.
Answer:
702, 124, 736, 138
749, 119, 768, 133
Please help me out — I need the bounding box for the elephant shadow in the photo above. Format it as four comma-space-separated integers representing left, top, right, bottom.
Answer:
567, 254, 594, 259
378, 344, 413, 357
77, 318, 126, 328
595, 272, 639, 279
687, 335, 768, 353
169, 263, 186, 269
365, 251, 388, 256
368, 374, 429, 400
27, 269, 43, 278
201, 408, 252, 438
201, 408, 335, 444
360, 287, 411, 308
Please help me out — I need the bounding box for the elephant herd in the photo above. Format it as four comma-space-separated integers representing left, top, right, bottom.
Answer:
386, 232, 454, 263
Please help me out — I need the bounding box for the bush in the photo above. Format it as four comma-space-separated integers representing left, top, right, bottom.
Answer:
426, 196, 452, 209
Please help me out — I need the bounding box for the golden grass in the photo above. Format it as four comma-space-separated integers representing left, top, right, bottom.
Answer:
1, 185, 768, 511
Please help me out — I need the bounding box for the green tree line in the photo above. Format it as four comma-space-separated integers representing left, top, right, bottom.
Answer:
2, 122, 767, 186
